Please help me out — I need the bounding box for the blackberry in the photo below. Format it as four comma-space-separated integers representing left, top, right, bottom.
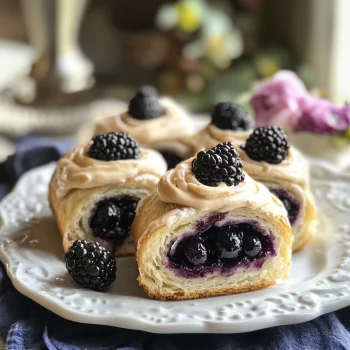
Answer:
138, 85, 158, 97
192, 142, 245, 187
90, 195, 140, 243
90, 201, 122, 240
211, 102, 254, 131
64, 240, 116, 291
88, 132, 140, 161
241, 126, 290, 164
128, 86, 164, 120
117, 195, 140, 237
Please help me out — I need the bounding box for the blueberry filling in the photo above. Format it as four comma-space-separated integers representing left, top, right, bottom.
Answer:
244, 236, 262, 257
158, 149, 184, 169
168, 219, 274, 278
269, 188, 300, 225
90, 195, 140, 245
183, 237, 208, 266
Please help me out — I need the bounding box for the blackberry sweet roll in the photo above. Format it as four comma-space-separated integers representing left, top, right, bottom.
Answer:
131, 142, 292, 300
90, 86, 194, 169
49, 132, 167, 257
240, 126, 317, 251
184, 102, 255, 156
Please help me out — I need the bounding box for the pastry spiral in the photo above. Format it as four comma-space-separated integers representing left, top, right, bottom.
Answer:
49, 142, 167, 256
186, 122, 317, 252
238, 146, 317, 251
132, 158, 292, 300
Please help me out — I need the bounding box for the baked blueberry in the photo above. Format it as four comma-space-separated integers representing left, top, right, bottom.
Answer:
64, 240, 116, 291
167, 217, 274, 277
216, 226, 243, 259
168, 219, 274, 277
243, 236, 262, 258
183, 237, 208, 266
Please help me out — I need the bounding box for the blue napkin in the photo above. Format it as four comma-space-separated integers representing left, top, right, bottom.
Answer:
0, 135, 349, 350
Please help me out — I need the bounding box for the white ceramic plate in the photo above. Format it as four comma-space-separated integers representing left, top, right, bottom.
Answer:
0, 162, 350, 334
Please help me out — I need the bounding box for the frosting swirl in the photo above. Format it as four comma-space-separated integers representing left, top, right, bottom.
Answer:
184, 123, 308, 188
238, 147, 308, 187
157, 158, 275, 212
54, 143, 167, 198
92, 98, 193, 145
184, 123, 251, 154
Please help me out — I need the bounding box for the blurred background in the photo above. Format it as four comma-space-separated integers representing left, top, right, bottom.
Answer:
0, 0, 349, 140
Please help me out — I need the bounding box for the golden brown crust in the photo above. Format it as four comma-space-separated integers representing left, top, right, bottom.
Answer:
292, 190, 317, 252
132, 192, 180, 247
258, 177, 317, 252
48, 171, 64, 240
292, 234, 313, 253
139, 277, 276, 301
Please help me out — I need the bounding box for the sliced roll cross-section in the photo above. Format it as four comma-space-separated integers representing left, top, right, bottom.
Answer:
132, 142, 292, 300
49, 132, 167, 256
240, 126, 318, 251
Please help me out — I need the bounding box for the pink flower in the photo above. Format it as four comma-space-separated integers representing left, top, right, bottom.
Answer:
295, 97, 350, 134
250, 71, 307, 128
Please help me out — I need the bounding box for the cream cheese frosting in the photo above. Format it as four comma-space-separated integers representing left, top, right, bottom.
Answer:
92, 97, 193, 146
184, 123, 251, 155
238, 146, 309, 187
54, 143, 167, 198
157, 157, 281, 213
135, 157, 289, 249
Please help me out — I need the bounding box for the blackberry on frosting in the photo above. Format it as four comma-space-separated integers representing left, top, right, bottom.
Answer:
192, 142, 245, 187
88, 132, 140, 161
128, 86, 164, 120
241, 126, 290, 164
137, 85, 158, 97
211, 102, 254, 131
